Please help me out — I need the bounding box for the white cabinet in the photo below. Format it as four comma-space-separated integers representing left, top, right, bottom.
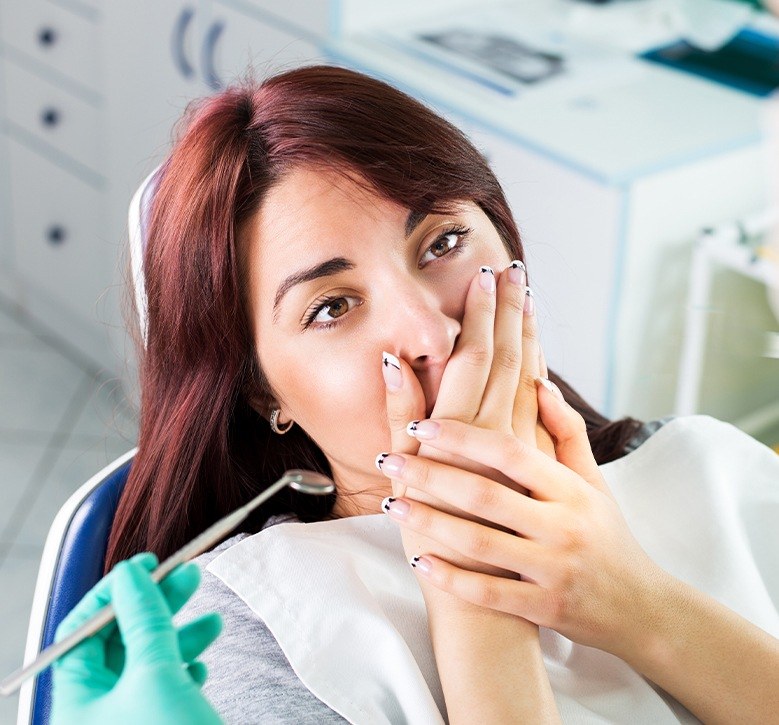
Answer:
7, 136, 108, 343
0, 0, 106, 361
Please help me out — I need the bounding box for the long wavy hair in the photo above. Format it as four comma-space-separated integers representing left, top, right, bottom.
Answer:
105, 65, 643, 573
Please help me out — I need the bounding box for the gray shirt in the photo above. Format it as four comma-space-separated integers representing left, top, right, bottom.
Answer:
175, 419, 671, 724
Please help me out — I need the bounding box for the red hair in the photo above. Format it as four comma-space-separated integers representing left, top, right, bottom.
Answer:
105, 65, 641, 572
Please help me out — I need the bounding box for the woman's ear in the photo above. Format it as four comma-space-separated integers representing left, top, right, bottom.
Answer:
245, 389, 276, 420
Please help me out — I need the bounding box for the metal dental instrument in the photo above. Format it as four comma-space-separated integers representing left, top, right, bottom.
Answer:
0, 469, 335, 698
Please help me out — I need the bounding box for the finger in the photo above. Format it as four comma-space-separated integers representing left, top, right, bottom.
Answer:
477, 261, 527, 429
432, 266, 496, 422
111, 559, 181, 668
378, 447, 547, 538
511, 286, 541, 444
159, 561, 202, 616
382, 494, 549, 581
539, 345, 549, 378
55, 552, 158, 642
53, 553, 157, 682
382, 351, 426, 497
177, 612, 223, 663
186, 661, 209, 688
406, 554, 548, 624
406, 418, 580, 502
535, 378, 610, 495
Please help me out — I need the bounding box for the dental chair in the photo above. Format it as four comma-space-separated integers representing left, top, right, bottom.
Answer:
16, 451, 136, 725
16, 165, 164, 725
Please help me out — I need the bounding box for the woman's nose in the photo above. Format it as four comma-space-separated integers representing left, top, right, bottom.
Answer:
381, 281, 461, 372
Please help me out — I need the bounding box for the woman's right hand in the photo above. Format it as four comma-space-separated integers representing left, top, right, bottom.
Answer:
382, 261, 551, 583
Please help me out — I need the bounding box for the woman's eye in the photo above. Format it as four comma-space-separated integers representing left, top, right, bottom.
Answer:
305, 296, 358, 329
419, 227, 471, 266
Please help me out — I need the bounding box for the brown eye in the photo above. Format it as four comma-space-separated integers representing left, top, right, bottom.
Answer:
323, 298, 348, 318
307, 295, 360, 328
419, 226, 471, 266
430, 234, 456, 257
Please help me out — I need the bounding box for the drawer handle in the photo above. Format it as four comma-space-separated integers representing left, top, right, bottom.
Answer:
37, 27, 58, 48
172, 7, 195, 79
202, 20, 224, 91
46, 225, 67, 246
40, 107, 61, 128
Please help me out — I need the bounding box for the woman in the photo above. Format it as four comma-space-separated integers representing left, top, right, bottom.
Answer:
104, 65, 778, 723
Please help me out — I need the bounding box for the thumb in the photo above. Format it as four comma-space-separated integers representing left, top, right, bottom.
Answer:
534, 377, 609, 495
381, 351, 426, 498
111, 560, 181, 670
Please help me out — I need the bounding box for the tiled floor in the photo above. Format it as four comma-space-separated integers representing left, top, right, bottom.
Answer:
0, 298, 138, 723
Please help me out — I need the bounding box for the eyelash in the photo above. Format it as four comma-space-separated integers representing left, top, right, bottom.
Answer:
302, 225, 472, 331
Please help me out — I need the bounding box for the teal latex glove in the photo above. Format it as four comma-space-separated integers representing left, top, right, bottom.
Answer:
51, 552, 223, 725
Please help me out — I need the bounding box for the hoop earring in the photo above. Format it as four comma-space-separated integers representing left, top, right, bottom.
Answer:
270, 408, 294, 435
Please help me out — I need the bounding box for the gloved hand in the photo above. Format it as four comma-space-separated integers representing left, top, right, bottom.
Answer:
51, 552, 223, 725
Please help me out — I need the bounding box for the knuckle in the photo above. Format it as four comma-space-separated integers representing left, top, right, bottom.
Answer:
475, 580, 501, 609
411, 502, 433, 531
476, 296, 496, 317
410, 458, 433, 491
468, 480, 501, 513
519, 373, 539, 396
461, 344, 491, 369
437, 564, 456, 592
387, 400, 416, 427
521, 316, 537, 341
493, 343, 522, 373
544, 590, 569, 626
503, 292, 525, 316
503, 432, 528, 464
560, 518, 587, 552
465, 527, 494, 559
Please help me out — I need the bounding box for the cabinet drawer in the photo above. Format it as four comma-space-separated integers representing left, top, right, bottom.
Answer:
8, 138, 109, 326
4, 60, 102, 174
0, 0, 101, 91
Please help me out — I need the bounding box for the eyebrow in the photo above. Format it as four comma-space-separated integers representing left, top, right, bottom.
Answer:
272, 209, 428, 323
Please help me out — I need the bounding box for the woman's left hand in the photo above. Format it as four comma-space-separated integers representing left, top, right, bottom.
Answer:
379, 381, 665, 655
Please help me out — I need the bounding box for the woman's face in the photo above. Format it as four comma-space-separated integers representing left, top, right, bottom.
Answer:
242, 166, 512, 517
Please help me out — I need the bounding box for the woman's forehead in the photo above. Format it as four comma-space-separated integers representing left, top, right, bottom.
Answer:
256, 167, 404, 246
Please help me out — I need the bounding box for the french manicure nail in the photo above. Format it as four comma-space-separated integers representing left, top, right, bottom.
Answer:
524, 288, 535, 316
536, 376, 564, 401
410, 555, 432, 574
479, 265, 496, 293
406, 419, 440, 440
382, 496, 410, 518
508, 259, 526, 287
382, 351, 402, 390
376, 453, 405, 476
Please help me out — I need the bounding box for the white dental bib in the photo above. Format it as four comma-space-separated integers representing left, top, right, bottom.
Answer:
207, 416, 779, 724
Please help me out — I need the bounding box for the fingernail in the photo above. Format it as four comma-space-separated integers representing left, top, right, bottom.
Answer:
524, 288, 535, 316
508, 259, 526, 287
410, 555, 432, 575
382, 351, 402, 390
381, 496, 410, 519
406, 419, 440, 440
375, 452, 405, 476
479, 265, 495, 293
536, 376, 564, 401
